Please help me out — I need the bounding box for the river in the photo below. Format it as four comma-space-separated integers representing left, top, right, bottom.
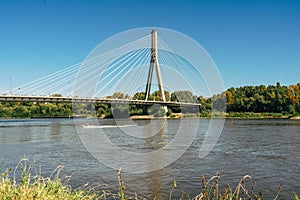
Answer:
0, 118, 299, 199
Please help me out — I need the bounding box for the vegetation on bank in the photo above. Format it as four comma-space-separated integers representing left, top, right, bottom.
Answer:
0, 82, 299, 119
213, 82, 300, 114
1, 159, 299, 200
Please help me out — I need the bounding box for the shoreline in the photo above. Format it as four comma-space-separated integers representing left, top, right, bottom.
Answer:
290, 116, 300, 120
0, 114, 299, 120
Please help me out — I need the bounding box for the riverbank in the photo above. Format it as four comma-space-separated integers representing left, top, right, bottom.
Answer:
169, 112, 298, 119
224, 112, 295, 119
290, 116, 300, 120
1, 112, 299, 120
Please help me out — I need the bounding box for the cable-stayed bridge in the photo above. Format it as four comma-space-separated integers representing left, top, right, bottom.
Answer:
0, 29, 207, 108
0, 95, 200, 107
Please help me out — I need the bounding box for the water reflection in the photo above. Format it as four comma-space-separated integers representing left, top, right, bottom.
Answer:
49, 121, 62, 140
144, 120, 166, 199
19, 125, 32, 143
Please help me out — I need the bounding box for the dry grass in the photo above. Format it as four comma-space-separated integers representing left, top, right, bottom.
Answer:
171, 172, 288, 200
0, 161, 298, 200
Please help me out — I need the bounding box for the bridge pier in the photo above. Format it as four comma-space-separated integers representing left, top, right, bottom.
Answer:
162, 106, 168, 113
141, 104, 168, 117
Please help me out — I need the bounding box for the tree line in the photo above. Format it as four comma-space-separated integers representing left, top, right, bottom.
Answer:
223, 82, 300, 114
0, 90, 199, 118
0, 82, 299, 118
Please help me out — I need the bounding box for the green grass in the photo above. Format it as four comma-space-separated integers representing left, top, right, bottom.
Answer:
0, 159, 298, 200
0, 159, 114, 200
225, 112, 291, 119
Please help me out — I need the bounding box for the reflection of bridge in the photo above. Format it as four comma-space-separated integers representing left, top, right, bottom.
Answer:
0, 94, 200, 107
1, 29, 203, 107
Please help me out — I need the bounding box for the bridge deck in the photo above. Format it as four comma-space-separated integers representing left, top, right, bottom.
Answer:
0, 95, 200, 107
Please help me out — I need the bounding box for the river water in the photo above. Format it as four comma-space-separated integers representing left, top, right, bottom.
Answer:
0, 118, 299, 199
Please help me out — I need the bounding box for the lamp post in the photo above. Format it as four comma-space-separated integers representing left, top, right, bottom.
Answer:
9, 77, 12, 95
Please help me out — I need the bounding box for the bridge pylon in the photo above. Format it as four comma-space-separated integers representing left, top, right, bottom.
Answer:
145, 30, 166, 102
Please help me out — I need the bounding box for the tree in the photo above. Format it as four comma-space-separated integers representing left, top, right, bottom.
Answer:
51, 94, 62, 97
217, 82, 300, 114
151, 90, 170, 101
95, 103, 111, 118
133, 92, 145, 100
111, 92, 130, 99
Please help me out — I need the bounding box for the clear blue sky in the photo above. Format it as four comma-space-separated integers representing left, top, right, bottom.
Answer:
0, 0, 299, 93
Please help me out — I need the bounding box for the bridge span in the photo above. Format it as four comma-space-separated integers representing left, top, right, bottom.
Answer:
2, 30, 204, 109
0, 95, 200, 107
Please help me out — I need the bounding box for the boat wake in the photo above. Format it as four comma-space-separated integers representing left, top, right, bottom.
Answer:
81, 124, 137, 128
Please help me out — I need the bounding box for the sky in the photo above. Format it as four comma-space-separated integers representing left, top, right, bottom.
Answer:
0, 0, 300, 93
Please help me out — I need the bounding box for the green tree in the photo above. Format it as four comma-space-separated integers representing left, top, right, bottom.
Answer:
133, 92, 145, 100
111, 92, 130, 99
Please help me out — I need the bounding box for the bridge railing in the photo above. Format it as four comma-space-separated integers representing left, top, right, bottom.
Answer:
0, 94, 201, 107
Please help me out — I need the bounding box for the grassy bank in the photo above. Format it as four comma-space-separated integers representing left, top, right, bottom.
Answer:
1, 159, 299, 200
0, 159, 104, 200
225, 112, 293, 119
168, 112, 296, 119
